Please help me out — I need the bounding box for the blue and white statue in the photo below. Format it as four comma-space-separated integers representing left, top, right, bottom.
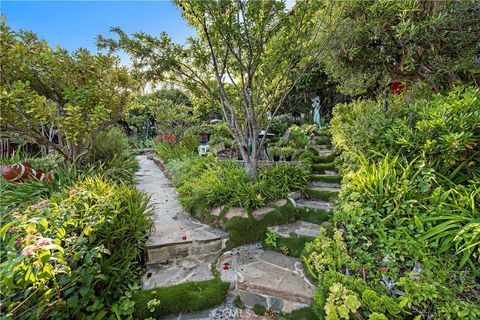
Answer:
312, 96, 321, 128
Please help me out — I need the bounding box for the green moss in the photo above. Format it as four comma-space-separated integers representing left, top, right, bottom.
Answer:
315, 139, 332, 146
312, 152, 337, 163
298, 208, 331, 224
307, 147, 320, 156
264, 236, 314, 258
311, 174, 342, 183
133, 279, 229, 319
312, 162, 336, 172
233, 295, 245, 309
282, 307, 317, 320
305, 188, 339, 201
224, 203, 301, 248
253, 304, 267, 316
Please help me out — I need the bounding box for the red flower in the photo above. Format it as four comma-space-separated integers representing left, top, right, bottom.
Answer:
166, 134, 175, 144
182, 235, 187, 240
223, 263, 229, 270
390, 82, 404, 95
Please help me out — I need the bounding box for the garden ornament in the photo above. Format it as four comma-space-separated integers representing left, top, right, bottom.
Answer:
198, 141, 210, 156
1, 162, 54, 183
311, 96, 321, 128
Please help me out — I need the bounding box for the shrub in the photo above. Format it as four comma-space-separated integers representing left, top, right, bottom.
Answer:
287, 125, 309, 149
88, 126, 129, 163
0, 177, 153, 319
259, 163, 310, 200
269, 114, 293, 135
156, 141, 195, 163
176, 161, 309, 211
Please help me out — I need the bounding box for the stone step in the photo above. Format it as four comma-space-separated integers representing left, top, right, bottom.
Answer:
295, 199, 334, 212
309, 180, 341, 188
312, 153, 336, 163
146, 226, 228, 265
267, 220, 322, 238
315, 139, 332, 146
312, 162, 336, 173
305, 186, 339, 201
311, 174, 342, 183
142, 252, 218, 290
217, 245, 315, 313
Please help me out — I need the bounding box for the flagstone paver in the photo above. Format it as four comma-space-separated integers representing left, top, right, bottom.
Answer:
217, 244, 315, 313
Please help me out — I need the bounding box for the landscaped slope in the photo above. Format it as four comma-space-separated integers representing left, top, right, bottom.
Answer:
304, 87, 480, 319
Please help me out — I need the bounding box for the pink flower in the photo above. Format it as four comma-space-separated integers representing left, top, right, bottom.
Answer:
11, 212, 23, 219
14, 237, 23, 246
36, 238, 53, 246
68, 189, 77, 195
38, 200, 51, 207
29, 204, 39, 210
412, 273, 420, 281
25, 234, 37, 242
21, 245, 38, 256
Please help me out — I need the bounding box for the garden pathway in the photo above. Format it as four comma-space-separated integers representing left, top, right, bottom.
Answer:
135, 155, 228, 290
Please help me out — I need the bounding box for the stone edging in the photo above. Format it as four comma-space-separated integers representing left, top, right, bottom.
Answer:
152, 157, 175, 181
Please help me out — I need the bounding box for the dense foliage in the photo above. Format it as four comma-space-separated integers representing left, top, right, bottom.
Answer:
0, 152, 139, 212
167, 155, 309, 211
0, 177, 152, 319
305, 87, 480, 319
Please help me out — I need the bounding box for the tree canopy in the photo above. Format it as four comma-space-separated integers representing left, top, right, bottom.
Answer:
98, 0, 336, 177
318, 0, 480, 95
0, 17, 136, 165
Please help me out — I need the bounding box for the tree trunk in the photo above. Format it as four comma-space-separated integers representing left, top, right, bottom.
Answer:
238, 141, 259, 179
244, 154, 258, 179
67, 141, 85, 168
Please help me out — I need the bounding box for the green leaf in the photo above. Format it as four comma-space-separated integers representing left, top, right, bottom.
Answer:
0, 222, 13, 241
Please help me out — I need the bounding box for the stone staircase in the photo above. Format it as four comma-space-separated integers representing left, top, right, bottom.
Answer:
214, 134, 342, 314
135, 156, 229, 290
297, 134, 341, 214
134, 134, 342, 316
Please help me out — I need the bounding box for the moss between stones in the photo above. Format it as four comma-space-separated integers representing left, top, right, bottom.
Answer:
224, 203, 300, 248
312, 162, 336, 172
282, 306, 317, 320
312, 152, 337, 163
311, 174, 342, 183
298, 208, 331, 225
133, 278, 229, 319
305, 188, 339, 201
315, 139, 332, 146
253, 304, 267, 316
263, 236, 314, 258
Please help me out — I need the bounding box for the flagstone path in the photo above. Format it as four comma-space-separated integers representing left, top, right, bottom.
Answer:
135, 155, 228, 290
134, 136, 341, 318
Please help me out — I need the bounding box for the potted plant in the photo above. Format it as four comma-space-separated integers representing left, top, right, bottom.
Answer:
269, 147, 280, 162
